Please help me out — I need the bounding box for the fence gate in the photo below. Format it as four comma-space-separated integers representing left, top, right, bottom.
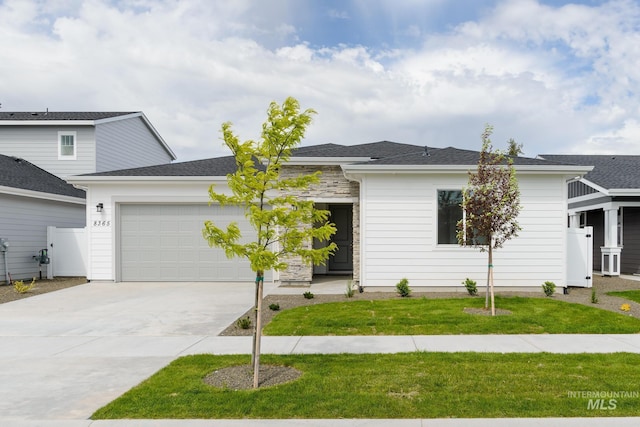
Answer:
46, 227, 87, 278
566, 226, 593, 288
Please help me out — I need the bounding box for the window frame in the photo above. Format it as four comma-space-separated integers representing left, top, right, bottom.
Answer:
436, 188, 486, 247
436, 189, 464, 246
58, 131, 77, 160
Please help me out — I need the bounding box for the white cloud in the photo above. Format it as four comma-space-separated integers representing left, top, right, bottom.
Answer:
582, 119, 640, 154
328, 9, 350, 20
1, 0, 640, 161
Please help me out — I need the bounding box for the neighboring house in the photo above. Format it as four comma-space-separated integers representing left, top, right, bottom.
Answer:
0, 155, 86, 282
0, 111, 176, 179
0, 111, 176, 281
540, 154, 640, 276
68, 141, 590, 289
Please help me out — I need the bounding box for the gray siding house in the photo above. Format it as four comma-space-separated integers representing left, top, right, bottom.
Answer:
0, 155, 85, 282
541, 154, 640, 276
0, 112, 176, 179
0, 111, 176, 282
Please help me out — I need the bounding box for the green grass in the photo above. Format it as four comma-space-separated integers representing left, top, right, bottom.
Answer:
92, 352, 640, 419
263, 296, 640, 335
607, 290, 640, 304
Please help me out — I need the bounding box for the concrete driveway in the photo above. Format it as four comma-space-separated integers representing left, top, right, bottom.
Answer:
0, 281, 257, 421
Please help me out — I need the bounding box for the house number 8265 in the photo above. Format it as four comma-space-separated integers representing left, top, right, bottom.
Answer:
93, 220, 111, 227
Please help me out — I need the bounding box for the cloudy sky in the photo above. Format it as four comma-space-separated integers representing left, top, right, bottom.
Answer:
1, 0, 639, 161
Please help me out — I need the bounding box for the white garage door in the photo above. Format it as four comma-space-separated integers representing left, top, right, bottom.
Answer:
120, 204, 268, 282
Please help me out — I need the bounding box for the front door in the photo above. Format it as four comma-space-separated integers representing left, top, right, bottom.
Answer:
328, 205, 353, 272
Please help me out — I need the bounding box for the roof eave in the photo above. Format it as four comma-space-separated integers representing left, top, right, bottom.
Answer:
0, 185, 85, 204
609, 189, 640, 197
66, 175, 228, 185
0, 120, 96, 126
341, 164, 594, 174
287, 157, 373, 166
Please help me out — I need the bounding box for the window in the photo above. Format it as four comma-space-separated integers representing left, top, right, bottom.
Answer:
437, 190, 463, 244
58, 131, 76, 159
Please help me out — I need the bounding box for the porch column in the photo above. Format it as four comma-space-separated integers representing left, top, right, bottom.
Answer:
601, 208, 621, 276
568, 212, 580, 228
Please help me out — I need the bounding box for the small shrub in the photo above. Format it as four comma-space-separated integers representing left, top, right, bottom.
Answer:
13, 278, 35, 294
591, 289, 599, 304
269, 303, 280, 311
541, 281, 556, 297
236, 317, 251, 329
396, 278, 411, 297
303, 291, 314, 299
462, 278, 478, 296
621, 303, 631, 312
345, 280, 355, 298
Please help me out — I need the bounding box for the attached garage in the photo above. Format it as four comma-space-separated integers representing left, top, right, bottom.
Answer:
119, 203, 265, 282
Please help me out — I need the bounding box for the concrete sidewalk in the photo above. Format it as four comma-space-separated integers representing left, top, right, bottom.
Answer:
1, 280, 640, 427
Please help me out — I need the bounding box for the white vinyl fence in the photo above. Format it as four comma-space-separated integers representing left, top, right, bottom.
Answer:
46, 226, 87, 278
567, 226, 593, 288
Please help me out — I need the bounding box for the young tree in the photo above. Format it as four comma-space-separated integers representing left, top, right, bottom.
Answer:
507, 138, 524, 156
457, 125, 521, 316
202, 97, 337, 387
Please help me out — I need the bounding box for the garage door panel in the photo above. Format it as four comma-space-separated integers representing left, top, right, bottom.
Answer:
120, 204, 268, 282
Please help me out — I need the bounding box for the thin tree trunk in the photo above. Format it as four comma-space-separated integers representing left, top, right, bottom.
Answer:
485, 258, 490, 310
251, 276, 259, 368
489, 246, 496, 316
252, 271, 264, 389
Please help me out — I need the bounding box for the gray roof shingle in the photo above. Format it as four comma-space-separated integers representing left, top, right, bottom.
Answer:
80, 156, 240, 177
364, 146, 563, 166
0, 155, 86, 198
76, 142, 578, 178
292, 141, 423, 158
540, 154, 640, 189
0, 112, 138, 121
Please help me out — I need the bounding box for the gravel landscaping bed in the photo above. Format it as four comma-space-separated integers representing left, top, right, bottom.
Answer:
0, 277, 87, 304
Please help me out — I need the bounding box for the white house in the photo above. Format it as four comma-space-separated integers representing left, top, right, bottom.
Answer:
68, 141, 591, 289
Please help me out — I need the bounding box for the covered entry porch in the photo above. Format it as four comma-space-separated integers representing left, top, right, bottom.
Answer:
570, 202, 640, 276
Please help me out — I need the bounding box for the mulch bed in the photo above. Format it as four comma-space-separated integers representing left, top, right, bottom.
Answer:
204, 364, 303, 390
0, 277, 87, 304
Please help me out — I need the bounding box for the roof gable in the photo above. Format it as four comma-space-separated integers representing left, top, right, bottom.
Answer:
0, 155, 86, 198
0, 111, 177, 161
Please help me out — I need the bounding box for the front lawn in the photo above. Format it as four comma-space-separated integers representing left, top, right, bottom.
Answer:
607, 290, 640, 304
263, 296, 640, 335
92, 352, 640, 419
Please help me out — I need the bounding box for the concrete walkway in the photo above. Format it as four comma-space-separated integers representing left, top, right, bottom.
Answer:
1, 280, 639, 426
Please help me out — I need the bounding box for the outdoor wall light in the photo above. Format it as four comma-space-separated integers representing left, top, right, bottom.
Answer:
96, 203, 104, 213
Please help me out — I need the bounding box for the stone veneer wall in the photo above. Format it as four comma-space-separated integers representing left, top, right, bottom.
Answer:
278, 165, 360, 285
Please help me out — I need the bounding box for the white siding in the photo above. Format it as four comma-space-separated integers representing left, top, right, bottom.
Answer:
0, 194, 85, 280
95, 117, 173, 172
0, 126, 96, 179
360, 173, 568, 288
